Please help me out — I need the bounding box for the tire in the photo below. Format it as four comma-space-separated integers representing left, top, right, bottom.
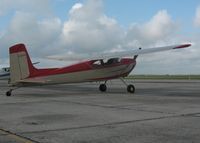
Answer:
127, 84, 135, 93
99, 84, 107, 92
6, 91, 11, 96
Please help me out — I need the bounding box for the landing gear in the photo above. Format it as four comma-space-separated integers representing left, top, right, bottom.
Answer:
99, 84, 107, 92
127, 84, 135, 93
98, 79, 135, 94
6, 90, 12, 96
120, 78, 135, 94
6, 87, 19, 96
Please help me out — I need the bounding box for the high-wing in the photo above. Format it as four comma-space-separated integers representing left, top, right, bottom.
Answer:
91, 44, 191, 60
47, 44, 191, 61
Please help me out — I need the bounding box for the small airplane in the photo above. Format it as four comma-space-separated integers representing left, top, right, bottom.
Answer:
5, 43, 191, 96
0, 67, 10, 80
0, 62, 39, 80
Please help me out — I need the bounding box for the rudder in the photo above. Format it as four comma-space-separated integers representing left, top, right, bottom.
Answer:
9, 43, 36, 85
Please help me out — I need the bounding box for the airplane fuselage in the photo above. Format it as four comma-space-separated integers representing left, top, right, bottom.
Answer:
15, 58, 136, 86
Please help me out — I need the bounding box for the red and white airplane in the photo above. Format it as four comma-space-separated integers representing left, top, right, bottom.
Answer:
6, 43, 191, 96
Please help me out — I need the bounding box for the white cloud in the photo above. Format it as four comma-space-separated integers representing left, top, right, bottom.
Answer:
194, 6, 200, 27
61, 0, 123, 53
0, 12, 62, 57
126, 10, 177, 47
69, 3, 83, 15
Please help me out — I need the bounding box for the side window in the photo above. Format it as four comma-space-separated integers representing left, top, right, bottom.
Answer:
92, 60, 104, 67
105, 58, 120, 65
93, 60, 101, 66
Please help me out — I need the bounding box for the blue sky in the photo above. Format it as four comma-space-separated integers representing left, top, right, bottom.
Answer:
51, 0, 199, 28
101, 0, 198, 26
0, 0, 200, 74
1, 0, 198, 30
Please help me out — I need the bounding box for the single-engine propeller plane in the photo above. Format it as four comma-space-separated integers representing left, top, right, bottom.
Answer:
6, 43, 191, 96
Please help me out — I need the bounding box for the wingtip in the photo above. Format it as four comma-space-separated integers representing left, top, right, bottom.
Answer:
173, 44, 192, 49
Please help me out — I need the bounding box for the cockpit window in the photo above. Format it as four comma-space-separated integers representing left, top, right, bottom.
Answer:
93, 60, 102, 66
105, 58, 120, 65
92, 60, 104, 67
92, 58, 120, 68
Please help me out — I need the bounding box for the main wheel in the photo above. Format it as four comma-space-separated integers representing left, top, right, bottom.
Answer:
6, 91, 12, 96
99, 84, 107, 92
127, 84, 135, 93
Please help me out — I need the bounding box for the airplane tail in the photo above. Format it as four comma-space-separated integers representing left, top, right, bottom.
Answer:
9, 43, 37, 85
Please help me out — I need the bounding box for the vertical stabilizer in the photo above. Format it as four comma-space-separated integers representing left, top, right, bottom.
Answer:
9, 44, 36, 85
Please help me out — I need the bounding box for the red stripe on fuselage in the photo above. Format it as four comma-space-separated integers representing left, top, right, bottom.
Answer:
28, 58, 136, 78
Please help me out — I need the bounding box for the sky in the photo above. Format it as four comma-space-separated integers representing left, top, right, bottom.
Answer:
0, 0, 200, 74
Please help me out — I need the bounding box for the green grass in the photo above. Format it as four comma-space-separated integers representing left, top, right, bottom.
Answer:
126, 75, 200, 80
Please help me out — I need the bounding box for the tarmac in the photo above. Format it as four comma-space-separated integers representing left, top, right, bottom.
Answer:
0, 79, 200, 143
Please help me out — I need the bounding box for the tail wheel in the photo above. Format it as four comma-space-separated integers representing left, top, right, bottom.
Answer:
127, 84, 135, 93
99, 84, 107, 92
6, 90, 12, 96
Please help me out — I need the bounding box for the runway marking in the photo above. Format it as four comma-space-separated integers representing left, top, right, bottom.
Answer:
0, 128, 40, 143
19, 112, 200, 135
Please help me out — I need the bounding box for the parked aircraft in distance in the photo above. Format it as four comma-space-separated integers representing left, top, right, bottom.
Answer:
0, 67, 10, 80
5, 43, 191, 96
